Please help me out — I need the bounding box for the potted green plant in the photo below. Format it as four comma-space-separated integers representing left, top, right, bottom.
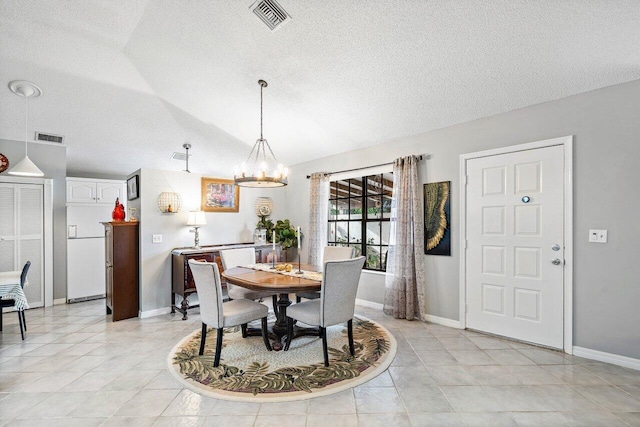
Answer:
256, 215, 274, 232
259, 218, 300, 261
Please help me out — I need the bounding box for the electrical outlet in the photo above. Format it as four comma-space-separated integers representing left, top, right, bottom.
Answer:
152, 234, 163, 244
588, 229, 607, 243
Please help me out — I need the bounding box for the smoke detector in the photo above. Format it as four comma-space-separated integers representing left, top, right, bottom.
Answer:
250, 0, 290, 31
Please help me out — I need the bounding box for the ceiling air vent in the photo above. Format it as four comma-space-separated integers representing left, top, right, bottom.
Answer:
251, 0, 290, 31
35, 132, 64, 144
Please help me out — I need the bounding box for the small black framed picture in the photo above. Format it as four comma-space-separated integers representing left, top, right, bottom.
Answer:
127, 175, 139, 201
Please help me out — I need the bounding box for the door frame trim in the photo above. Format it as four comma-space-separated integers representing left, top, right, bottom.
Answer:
459, 136, 573, 353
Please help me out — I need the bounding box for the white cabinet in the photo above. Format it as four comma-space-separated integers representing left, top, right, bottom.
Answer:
67, 178, 125, 205
96, 183, 123, 204
66, 180, 95, 203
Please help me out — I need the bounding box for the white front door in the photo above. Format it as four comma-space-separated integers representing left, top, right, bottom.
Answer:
465, 145, 565, 349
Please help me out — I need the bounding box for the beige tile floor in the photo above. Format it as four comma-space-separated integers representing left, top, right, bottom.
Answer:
1, 299, 640, 426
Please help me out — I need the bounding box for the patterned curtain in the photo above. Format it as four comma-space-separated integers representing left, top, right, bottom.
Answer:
308, 172, 331, 265
384, 156, 426, 320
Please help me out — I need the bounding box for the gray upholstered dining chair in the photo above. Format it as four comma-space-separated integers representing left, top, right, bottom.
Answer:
189, 260, 272, 367
296, 246, 357, 302
0, 261, 30, 340
219, 248, 279, 313
322, 245, 357, 263
285, 256, 366, 366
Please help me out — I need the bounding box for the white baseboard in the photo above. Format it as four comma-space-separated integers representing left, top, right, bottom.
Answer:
573, 346, 640, 371
355, 299, 383, 310
423, 314, 461, 329
139, 307, 172, 319
354, 301, 462, 329
53, 298, 66, 306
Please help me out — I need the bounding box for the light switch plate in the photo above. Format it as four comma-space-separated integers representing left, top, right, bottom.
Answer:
588, 229, 607, 243
152, 234, 163, 243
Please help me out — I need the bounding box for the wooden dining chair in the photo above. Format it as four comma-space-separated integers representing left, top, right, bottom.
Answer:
219, 247, 279, 316
189, 260, 272, 367
285, 256, 365, 366
0, 261, 30, 340
296, 246, 357, 302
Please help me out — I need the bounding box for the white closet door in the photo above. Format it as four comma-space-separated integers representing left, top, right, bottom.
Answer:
0, 183, 44, 308
0, 184, 16, 271
19, 185, 44, 307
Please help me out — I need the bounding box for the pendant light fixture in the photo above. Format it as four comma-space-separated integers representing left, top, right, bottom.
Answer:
233, 80, 288, 187
8, 80, 44, 177
183, 143, 191, 173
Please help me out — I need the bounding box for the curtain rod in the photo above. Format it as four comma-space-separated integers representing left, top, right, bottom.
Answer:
306, 154, 425, 179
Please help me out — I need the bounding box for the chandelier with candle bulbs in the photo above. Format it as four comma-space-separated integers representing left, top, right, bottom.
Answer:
234, 80, 288, 188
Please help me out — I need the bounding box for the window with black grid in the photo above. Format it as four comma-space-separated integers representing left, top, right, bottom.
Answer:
327, 173, 393, 271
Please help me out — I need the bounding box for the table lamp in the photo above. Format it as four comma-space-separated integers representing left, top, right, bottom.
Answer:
187, 211, 207, 249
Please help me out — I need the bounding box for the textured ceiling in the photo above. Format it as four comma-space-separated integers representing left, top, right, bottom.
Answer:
1, 0, 640, 177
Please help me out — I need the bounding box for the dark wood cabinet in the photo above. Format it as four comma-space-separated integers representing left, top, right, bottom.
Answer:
103, 222, 139, 321
171, 243, 278, 320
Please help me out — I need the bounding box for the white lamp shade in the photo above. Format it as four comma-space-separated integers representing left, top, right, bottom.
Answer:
187, 210, 207, 226
7, 155, 44, 177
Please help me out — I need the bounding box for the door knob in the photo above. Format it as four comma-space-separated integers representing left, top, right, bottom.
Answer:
551, 258, 562, 265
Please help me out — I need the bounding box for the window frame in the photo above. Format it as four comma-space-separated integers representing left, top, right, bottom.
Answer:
327, 172, 393, 271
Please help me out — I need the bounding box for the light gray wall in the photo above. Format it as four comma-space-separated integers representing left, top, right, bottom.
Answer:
0, 139, 67, 300
135, 168, 287, 314
285, 79, 640, 360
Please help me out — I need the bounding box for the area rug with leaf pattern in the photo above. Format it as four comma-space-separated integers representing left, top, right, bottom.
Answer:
167, 316, 396, 402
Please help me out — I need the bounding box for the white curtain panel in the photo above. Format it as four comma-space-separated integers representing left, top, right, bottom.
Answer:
308, 172, 331, 265
384, 156, 426, 320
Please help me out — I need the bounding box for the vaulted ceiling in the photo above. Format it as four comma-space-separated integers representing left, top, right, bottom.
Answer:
1, 1, 639, 177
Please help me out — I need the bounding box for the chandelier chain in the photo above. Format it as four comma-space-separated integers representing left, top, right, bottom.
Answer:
264, 138, 278, 162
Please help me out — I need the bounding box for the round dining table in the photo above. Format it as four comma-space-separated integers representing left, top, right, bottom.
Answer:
221, 263, 321, 350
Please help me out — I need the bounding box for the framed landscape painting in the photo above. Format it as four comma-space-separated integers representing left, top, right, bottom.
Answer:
201, 177, 239, 212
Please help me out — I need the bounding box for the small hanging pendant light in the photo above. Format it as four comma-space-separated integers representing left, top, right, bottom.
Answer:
8, 80, 44, 177
183, 143, 191, 173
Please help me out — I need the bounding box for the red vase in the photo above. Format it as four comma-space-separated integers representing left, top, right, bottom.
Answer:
112, 197, 126, 221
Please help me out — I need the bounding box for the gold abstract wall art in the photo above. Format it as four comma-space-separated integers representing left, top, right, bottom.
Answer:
424, 181, 451, 255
